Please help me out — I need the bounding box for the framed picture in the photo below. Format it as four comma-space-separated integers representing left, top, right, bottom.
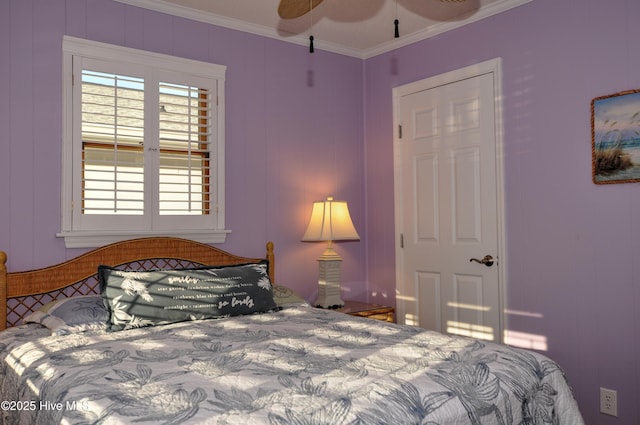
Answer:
592, 89, 640, 184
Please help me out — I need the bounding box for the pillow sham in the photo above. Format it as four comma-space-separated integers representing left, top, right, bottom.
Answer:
23, 295, 109, 335
99, 261, 277, 331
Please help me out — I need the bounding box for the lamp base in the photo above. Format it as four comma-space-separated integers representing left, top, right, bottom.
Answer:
314, 248, 344, 309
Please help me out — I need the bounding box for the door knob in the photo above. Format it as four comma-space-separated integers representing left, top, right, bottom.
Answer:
470, 255, 494, 267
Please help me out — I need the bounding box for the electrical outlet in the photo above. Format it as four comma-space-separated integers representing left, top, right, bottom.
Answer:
600, 388, 618, 417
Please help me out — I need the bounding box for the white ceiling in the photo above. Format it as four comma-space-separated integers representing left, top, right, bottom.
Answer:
115, 0, 532, 58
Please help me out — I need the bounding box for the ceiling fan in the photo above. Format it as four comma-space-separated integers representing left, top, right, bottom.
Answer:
278, 0, 467, 19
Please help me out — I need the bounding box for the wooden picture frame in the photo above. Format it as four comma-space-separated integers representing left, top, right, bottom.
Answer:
592, 89, 640, 184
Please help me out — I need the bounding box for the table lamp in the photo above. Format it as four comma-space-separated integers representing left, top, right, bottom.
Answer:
302, 196, 360, 308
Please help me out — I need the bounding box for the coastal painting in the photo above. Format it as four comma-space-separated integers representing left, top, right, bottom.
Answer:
592, 89, 640, 184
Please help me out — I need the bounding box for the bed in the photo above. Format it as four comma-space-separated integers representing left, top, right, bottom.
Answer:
0, 237, 584, 424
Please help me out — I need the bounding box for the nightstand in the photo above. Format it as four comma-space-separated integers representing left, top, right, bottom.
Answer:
336, 301, 395, 323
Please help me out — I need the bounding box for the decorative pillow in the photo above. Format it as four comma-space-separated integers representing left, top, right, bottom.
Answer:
272, 285, 308, 308
99, 261, 277, 331
23, 295, 109, 335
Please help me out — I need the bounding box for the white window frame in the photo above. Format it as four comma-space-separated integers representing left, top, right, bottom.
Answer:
58, 36, 229, 248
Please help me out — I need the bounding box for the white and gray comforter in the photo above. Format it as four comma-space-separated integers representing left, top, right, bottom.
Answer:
0, 305, 584, 424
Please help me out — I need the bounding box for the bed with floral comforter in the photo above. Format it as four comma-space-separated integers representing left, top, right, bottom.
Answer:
0, 304, 583, 425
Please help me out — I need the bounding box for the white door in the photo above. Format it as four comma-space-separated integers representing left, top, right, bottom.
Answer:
393, 59, 506, 343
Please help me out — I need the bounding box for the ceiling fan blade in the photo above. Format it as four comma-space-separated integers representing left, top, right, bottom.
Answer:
278, 0, 324, 19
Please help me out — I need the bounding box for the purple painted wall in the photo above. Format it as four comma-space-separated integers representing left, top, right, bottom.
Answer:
2, 0, 640, 423
364, 0, 640, 423
0, 0, 366, 303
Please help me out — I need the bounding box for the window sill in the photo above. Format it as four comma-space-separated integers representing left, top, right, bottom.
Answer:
56, 229, 231, 249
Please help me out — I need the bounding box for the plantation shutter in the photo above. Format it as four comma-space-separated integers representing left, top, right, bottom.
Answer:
61, 36, 227, 247
81, 70, 145, 215
158, 82, 211, 216
79, 71, 213, 220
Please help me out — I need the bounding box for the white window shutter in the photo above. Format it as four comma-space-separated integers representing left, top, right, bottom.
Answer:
59, 36, 229, 247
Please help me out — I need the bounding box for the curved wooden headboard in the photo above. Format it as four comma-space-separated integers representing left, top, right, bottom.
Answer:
0, 237, 275, 330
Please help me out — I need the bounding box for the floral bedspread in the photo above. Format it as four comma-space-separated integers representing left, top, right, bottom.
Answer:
0, 305, 584, 424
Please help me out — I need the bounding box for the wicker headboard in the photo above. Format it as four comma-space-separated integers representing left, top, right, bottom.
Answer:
0, 237, 275, 330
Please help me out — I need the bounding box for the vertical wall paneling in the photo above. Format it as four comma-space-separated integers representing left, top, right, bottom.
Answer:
0, 2, 12, 258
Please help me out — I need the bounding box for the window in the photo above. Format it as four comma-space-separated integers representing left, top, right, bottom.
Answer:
59, 37, 228, 248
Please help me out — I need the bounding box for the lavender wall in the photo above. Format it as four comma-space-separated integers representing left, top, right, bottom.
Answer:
364, 0, 640, 422
0, 0, 365, 301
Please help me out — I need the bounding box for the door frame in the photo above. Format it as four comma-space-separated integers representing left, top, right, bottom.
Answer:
392, 58, 508, 342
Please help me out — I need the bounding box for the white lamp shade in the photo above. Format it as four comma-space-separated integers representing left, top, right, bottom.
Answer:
302, 197, 360, 242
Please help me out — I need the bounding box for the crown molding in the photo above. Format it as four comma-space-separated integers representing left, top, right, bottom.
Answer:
114, 0, 533, 60
114, 0, 362, 57
362, 0, 533, 59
